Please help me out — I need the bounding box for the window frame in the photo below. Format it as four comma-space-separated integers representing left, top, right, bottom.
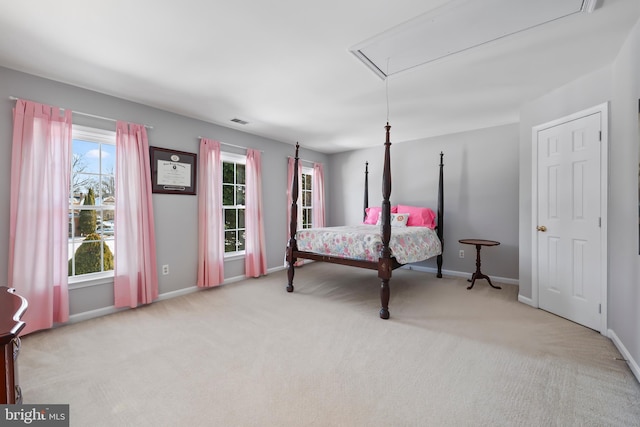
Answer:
300, 166, 314, 229
221, 151, 247, 258
68, 125, 117, 286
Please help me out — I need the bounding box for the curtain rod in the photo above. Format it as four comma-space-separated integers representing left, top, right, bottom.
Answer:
288, 155, 316, 165
9, 96, 154, 129
198, 137, 263, 153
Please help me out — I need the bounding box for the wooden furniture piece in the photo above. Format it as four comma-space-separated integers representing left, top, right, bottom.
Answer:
285, 123, 444, 319
458, 239, 501, 290
1, 286, 28, 404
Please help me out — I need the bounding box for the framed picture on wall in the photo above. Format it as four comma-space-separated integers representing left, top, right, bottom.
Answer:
150, 146, 197, 195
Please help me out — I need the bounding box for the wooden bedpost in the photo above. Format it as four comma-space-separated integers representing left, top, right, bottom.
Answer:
363, 161, 369, 222
437, 152, 444, 278
378, 123, 392, 319
286, 143, 300, 292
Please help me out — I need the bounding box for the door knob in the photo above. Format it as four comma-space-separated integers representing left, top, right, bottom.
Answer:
536, 225, 547, 232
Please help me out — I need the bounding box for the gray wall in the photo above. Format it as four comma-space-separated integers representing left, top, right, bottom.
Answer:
519, 19, 640, 374
609, 17, 640, 375
0, 66, 329, 316
518, 66, 613, 300
328, 123, 520, 280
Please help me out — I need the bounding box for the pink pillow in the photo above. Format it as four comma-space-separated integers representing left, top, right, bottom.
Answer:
363, 206, 398, 225
364, 207, 381, 224
396, 205, 436, 228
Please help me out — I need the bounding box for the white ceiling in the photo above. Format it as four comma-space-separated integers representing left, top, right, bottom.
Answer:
0, 0, 638, 153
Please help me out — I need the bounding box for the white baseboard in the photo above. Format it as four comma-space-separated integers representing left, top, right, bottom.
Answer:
69, 268, 288, 325
518, 294, 535, 307
67, 305, 128, 324
608, 329, 640, 384
402, 264, 519, 286
69, 265, 522, 325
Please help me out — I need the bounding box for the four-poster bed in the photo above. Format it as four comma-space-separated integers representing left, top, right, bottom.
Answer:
285, 123, 444, 319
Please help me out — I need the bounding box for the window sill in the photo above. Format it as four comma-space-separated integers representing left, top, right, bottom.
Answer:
224, 253, 245, 262
68, 272, 114, 290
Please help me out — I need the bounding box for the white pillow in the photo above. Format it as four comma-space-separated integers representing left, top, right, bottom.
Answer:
376, 212, 410, 227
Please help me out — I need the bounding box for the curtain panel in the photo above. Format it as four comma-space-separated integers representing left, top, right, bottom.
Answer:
114, 121, 158, 308
10, 99, 72, 335
197, 138, 224, 287
245, 149, 267, 277
312, 162, 325, 228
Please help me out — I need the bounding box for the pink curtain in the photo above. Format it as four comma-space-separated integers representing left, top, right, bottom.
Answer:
9, 99, 72, 335
245, 149, 267, 277
312, 163, 325, 228
197, 138, 224, 287
114, 122, 158, 308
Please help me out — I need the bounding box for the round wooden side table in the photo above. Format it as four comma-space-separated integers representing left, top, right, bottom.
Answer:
458, 239, 501, 290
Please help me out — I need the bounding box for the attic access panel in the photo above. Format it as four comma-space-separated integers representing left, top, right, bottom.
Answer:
350, 0, 592, 78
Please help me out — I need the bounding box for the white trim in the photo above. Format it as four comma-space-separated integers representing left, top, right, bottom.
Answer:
402, 264, 519, 286
530, 102, 609, 334
224, 252, 245, 261
608, 329, 640, 384
67, 268, 288, 324
517, 294, 535, 307
68, 273, 113, 289
220, 151, 246, 164
72, 124, 116, 144
67, 305, 128, 324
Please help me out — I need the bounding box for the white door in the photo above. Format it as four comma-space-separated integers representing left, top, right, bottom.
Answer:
535, 110, 605, 331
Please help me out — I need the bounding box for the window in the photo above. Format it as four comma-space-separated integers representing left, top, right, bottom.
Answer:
222, 152, 246, 255
68, 125, 116, 279
301, 166, 314, 229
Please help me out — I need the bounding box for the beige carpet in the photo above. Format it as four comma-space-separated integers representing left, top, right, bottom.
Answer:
19, 263, 640, 426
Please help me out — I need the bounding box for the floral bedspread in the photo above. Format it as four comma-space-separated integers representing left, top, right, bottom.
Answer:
295, 225, 442, 264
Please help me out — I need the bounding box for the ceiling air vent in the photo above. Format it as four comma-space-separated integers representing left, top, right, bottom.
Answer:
231, 118, 249, 125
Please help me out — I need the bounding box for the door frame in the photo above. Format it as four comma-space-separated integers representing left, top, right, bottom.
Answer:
531, 102, 609, 334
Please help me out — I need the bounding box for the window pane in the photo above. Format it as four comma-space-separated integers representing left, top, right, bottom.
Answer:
101, 144, 116, 174
100, 175, 115, 201
238, 208, 245, 229
73, 173, 96, 197
223, 162, 234, 184
97, 210, 115, 236
73, 139, 100, 174
77, 208, 98, 236
236, 185, 245, 206
302, 209, 309, 226
225, 231, 236, 252
224, 209, 236, 230
223, 184, 234, 205
303, 191, 312, 206
238, 230, 246, 251
102, 208, 115, 222
69, 211, 80, 238
236, 164, 245, 184
304, 174, 312, 189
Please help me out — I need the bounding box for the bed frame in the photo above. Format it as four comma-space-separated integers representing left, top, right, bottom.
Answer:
285, 123, 444, 319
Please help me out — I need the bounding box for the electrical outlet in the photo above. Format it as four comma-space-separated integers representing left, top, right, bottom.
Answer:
459, 250, 464, 258
162, 264, 169, 275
